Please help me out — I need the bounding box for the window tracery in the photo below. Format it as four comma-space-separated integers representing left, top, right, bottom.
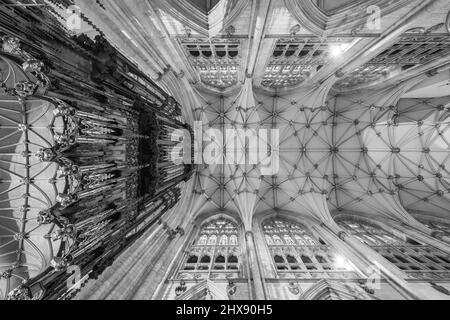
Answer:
334, 31, 450, 90
338, 219, 450, 280
262, 38, 353, 89
177, 217, 240, 280
262, 218, 358, 279
180, 39, 240, 89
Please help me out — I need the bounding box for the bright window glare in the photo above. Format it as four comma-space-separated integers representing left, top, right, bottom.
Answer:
329, 43, 351, 58
334, 255, 354, 270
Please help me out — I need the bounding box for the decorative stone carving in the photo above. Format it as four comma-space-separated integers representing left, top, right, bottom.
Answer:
162, 222, 180, 240
7, 286, 32, 300
338, 231, 348, 240
288, 282, 301, 295
1, 35, 21, 55
431, 230, 446, 241
358, 279, 375, 295
35, 148, 57, 162
175, 281, 187, 296
1, 36, 50, 91
290, 24, 301, 35
50, 257, 70, 271
227, 281, 237, 296
56, 193, 78, 208
225, 25, 236, 37
51, 224, 76, 241
175, 226, 185, 237
14, 81, 38, 97
37, 209, 55, 225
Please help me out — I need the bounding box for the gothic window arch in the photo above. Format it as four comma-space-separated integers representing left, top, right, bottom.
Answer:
178, 217, 241, 280
262, 218, 358, 279
337, 218, 450, 280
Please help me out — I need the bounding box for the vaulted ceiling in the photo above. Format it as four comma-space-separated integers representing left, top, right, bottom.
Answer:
186, 0, 222, 13
65, 0, 450, 229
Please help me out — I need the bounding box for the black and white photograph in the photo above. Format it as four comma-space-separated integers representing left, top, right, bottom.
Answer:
0, 0, 449, 308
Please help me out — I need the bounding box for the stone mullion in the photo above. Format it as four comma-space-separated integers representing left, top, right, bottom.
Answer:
393, 223, 450, 255
405, 246, 442, 271
320, 223, 429, 299
297, 248, 309, 274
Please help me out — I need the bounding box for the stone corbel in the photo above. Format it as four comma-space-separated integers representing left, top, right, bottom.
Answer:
175, 70, 185, 79
358, 279, 375, 295
160, 220, 184, 240
227, 281, 237, 297
336, 230, 349, 241
175, 226, 185, 237
430, 230, 446, 241
156, 65, 172, 82
287, 282, 301, 295
175, 281, 187, 296
37, 209, 56, 225
50, 256, 72, 272
334, 70, 345, 78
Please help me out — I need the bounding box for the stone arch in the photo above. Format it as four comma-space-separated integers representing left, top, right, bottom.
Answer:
299, 279, 375, 300
176, 280, 229, 300
172, 211, 245, 282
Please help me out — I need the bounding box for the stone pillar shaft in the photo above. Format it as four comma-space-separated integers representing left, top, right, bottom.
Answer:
245, 231, 266, 300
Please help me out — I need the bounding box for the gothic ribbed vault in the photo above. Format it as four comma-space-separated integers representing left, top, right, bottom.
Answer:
1, 0, 450, 301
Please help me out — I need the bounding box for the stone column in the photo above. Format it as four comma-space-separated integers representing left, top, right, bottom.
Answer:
128, 226, 182, 300
75, 222, 165, 299
245, 231, 266, 300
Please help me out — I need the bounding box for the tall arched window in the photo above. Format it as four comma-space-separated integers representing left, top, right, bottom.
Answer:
338, 219, 450, 280
178, 217, 240, 280
262, 218, 357, 279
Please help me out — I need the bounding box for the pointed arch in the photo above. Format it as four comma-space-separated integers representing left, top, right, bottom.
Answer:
176, 214, 243, 280
260, 214, 358, 279
300, 279, 375, 300
176, 280, 229, 300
